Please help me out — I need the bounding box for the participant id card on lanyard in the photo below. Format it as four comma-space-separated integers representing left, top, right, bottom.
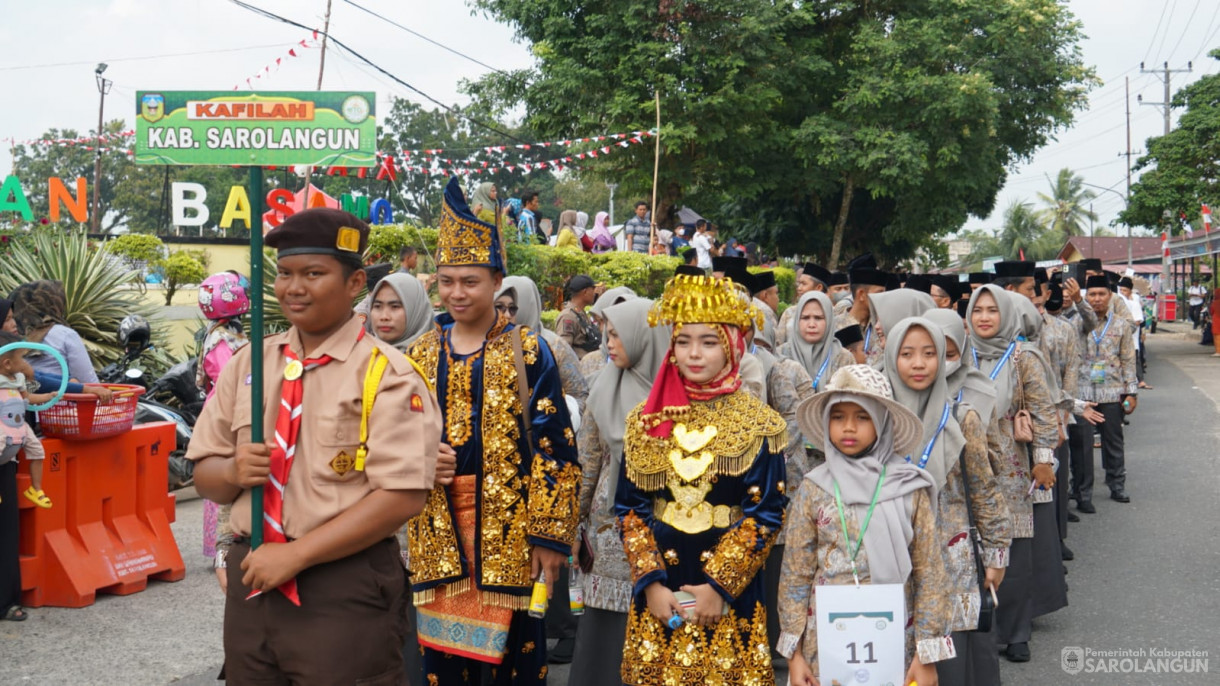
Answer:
815, 583, 906, 686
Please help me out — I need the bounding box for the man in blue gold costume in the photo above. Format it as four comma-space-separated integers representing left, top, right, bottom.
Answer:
408, 177, 581, 685
615, 274, 789, 685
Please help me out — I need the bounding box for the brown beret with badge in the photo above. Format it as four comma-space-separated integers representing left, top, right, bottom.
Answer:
265, 207, 369, 259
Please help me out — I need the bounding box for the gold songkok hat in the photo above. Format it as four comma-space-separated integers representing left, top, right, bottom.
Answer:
648, 274, 762, 331
436, 176, 507, 272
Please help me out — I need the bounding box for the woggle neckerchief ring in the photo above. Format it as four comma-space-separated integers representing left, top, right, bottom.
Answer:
0, 342, 69, 411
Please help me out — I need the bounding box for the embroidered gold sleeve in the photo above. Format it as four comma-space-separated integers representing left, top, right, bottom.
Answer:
526, 454, 581, 546
620, 510, 666, 584
702, 516, 778, 599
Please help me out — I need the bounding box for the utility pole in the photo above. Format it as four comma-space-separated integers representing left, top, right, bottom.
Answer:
606, 182, 618, 227
92, 63, 112, 234
1138, 61, 1192, 136
1126, 76, 1133, 267
303, 0, 333, 209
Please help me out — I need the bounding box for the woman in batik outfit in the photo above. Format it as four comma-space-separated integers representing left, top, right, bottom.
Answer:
615, 275, 788, 686
965, 285, 1059, 664
882, 317, 1013, 685
570, 299, 670, 686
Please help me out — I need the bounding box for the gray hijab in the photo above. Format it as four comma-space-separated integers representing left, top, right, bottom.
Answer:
807, 394, 936, 584
497, 276, 564, 351
882, 317, 966, 490
784, 291, 843, 391
924, 308, 997, 424
869, 289, 937, 340
966, 285, 1023, 416
589, 286, 638, 319
1012, 295, 1059, 398
588, 299, 671, 516
364, 273, 433, 352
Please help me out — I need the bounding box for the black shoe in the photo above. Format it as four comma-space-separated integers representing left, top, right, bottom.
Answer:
1077, 501, 1097, 514
548, 637, 575, 664
1110, 490, 1130, 503
1062, 544, 1075, 561
1067, 512, 1081, 523
1005, 642, 1031, 662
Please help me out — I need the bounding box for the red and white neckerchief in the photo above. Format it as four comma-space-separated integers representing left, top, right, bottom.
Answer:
249, 328, 365, 605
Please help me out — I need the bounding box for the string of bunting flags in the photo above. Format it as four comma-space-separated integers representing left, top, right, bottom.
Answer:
398, 129, 654, 160
5, 130, 135, 149
321, 129, 656, 180
233, 31, 322, 90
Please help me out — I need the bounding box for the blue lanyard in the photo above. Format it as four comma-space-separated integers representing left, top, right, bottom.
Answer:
812, 355, 832, 392
971, 340, 1017, 381
1090, 314, 1113, 352
863, 326, 872, 353
956, 389, 963, 404
906, 402, 952, 469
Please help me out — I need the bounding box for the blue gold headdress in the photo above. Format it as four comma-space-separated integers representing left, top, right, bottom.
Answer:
436, 176, 506, 273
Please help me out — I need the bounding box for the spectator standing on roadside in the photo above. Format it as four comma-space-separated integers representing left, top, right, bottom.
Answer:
517, 189, 541, 244
623, 201, 651, 254
1189, 280, 1207, 329
690, 219, 717, 270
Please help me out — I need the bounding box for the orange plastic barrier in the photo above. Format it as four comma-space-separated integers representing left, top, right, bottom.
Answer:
16, 422, 186, 608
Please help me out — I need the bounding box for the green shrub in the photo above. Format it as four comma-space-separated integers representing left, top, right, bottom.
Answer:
367, 223, 681, 301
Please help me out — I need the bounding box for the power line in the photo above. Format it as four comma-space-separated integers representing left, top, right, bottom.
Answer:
1192, 3, 1220, 59
1143, 1, 1174, 65
340, 0, 524, 80
1165, 0, 1206, 65
0, 44, 287, 71
227, 0, 529, 144
1152, 0, 1182, 65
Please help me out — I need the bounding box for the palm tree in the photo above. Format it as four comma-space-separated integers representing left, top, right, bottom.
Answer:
998, 201, 1046, 260
1037, 168, 1098, 238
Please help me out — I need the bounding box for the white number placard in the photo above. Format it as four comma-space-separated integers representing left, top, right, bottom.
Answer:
815, 583, 906, 686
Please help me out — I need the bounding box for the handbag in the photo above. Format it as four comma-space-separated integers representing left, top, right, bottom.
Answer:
957, 449, 996, 633
1011, 344, 1034, 444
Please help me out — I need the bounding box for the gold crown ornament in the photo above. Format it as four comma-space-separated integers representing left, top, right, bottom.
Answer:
647, 274, 763, 331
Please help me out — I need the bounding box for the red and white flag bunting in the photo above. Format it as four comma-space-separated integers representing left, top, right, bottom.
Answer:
6, 130, 135, 148
234, 31, 322, 90
400, 130, 653, 161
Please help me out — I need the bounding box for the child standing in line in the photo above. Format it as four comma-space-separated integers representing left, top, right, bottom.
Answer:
777, 364, 956, 686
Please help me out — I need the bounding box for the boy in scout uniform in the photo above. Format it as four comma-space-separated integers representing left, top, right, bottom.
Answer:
188, 207, 441, 685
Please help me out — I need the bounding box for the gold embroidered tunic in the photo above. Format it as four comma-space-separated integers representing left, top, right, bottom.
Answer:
406, 314, 581, 607
615, 390, 788, 685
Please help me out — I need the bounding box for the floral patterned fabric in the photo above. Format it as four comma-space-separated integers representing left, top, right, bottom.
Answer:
1074, 311, 1138, 405
577, 404, 634, 613
776, 482, 956, 668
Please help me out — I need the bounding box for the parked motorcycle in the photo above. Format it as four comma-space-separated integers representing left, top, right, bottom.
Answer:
97, 315, 203, 490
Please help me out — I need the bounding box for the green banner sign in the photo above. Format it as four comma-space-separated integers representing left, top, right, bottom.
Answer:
134, 90, 375, 166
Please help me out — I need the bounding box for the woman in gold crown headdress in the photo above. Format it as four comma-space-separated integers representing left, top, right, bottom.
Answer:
614, 274, 788, 685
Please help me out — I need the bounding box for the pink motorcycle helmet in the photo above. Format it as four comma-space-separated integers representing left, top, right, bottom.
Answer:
198, 272, 250, 321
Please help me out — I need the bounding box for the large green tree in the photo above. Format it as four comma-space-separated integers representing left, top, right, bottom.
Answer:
1121, 50, 1220, 234
466, 0, 1094, 266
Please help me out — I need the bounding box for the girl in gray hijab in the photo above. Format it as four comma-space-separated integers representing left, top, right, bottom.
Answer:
780, 291, 854, 393
364, 273, 434, 352
964, 284, 1060, 664
569, 299, 671, 685
883, 317, 1013, 686
580, 286, 638, 381
923, 308, 998, 425
780, 364, 955, 685
865, 289, 937, 367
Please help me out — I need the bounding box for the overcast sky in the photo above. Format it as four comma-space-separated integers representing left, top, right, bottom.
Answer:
3, 0, 1218, 235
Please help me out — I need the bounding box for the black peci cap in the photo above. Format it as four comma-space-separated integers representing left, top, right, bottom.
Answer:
850, 268, 888, 288
1118, 276, 1134, 289
827, 271, 849, 287
1080, 258, 1103, 272
801, 263, 832, 284
968, 271, 994, 285
834, 325, 864, 347
711, 255, 748, 274
1084, 275, 1110, 290
933, 274, 963, 302
904, 274, 933, 293
993, 261, 1036, 278
675, 264, 705, 277
748, 270, 777, 295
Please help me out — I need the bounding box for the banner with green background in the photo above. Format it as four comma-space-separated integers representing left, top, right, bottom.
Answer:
134, 90, 376, 166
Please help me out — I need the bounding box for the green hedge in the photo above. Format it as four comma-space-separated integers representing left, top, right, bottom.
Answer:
368, 223, 681, 302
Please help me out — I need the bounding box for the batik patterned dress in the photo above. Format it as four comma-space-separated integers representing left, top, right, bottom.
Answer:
985, 352, 1058, 538
776, 482, 957, 670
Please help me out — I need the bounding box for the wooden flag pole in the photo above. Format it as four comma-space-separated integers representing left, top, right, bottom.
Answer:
650, 90, 661, 249
248, 165, 266, 550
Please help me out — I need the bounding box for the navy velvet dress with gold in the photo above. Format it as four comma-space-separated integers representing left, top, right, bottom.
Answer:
615, 390, 788, 686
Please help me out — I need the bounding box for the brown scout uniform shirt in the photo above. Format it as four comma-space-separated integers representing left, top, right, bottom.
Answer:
187, 314, 440, 539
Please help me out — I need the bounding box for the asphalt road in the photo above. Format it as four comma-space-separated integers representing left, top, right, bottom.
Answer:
3, 333, 1218, 685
